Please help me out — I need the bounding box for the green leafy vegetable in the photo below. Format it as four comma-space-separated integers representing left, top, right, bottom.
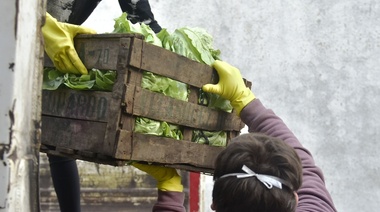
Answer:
92, 69, 117, 91
63, 73, 95, 90
158, 27, 221, 66
113, 13, 162, 47
134, 117, 183, 140
192, 130, 227, 147
199, 92, 232, 113
42, 68, 64, 90
43, 68, 115, 91
141, 72, 188, 102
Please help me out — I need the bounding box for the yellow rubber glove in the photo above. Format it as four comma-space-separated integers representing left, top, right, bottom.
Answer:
42, 12, 96, 75
202, 60, 255, 115
132, 163, 183, 192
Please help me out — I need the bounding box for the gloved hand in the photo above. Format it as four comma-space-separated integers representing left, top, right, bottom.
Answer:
132, 162, 183, 192
42, 12, 96, 75
202, 60, 255, 115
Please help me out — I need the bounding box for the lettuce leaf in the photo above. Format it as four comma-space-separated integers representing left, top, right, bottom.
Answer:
113, 13, 162, 47
92, 69, 117, 91
158, 27, 221, 66
43, 68, 115, 91
134, 117, 183, 140
192, 130, 227, 147
42, 68, 64, 90
141, 71, 188, 102
63, 73, 95, 90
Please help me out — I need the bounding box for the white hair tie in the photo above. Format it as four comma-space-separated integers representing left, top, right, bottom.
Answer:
218, 165, 292, 190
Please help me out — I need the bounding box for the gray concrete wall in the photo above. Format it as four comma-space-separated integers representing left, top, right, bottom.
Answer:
83, 1, 380, 211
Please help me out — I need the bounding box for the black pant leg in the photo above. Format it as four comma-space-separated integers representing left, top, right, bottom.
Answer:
48, 154, 81, 212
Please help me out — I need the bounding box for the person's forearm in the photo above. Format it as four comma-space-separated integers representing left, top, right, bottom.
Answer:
240, 99, 337, 212
241, 99, 312, 162
153, 191, 185, 212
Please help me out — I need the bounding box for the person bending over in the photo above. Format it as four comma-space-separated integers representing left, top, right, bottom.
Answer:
135, 60, 337, 212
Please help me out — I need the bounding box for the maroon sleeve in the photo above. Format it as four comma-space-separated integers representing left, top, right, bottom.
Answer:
240, 99, 337, 212
153, 190, 186, 212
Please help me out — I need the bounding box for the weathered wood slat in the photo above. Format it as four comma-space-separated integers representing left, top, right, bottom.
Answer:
129, 38, 218, 88
129, 132, 224, 169
44, 34, 143, 70
103, 37, 132, 159
41, 116, 108, 154
114, 130, 133, 160
124, 84, 242, 131
42, 89, 112, 122
40, 144, 126, 166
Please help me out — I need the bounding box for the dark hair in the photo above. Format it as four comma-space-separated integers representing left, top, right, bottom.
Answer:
212, 133, 302, 212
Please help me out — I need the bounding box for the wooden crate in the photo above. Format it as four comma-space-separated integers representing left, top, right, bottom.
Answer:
41, 34, 249, 173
